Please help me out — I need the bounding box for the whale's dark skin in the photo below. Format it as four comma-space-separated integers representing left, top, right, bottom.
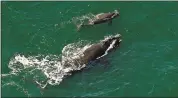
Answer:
77, 10, 120, 30
63, 34, 122, 70
83, 35, 121, 62
81, 43, 107, 64
92, 13, 118, 25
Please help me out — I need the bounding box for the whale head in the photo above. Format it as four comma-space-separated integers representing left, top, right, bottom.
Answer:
102, 34, 122, 50
111, 10, 120, 19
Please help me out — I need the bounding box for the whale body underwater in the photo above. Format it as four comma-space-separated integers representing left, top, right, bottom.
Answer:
62, 34, 122, 73
77, 10, 120, 30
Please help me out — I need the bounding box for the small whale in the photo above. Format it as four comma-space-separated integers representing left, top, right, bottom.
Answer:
77, 10, 120, 31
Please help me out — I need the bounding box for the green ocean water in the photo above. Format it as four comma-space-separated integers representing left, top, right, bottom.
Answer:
1, 1, 178, 97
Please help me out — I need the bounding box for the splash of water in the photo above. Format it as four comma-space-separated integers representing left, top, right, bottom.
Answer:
58, 13, 96, 29
5, 40, 92, 88
3, 35, 119, 89
72, 13, 96, 25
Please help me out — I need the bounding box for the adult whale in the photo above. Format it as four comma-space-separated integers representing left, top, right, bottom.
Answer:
35, 34, 122, 89
63, 34, 122, 70
77, 10, 120, 30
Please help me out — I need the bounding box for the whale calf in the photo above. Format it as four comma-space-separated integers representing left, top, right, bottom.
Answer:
77, 10, 120, 30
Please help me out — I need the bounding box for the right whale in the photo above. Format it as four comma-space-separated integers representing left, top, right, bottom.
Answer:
63, 33, 122, 70
77, 10, 120, 30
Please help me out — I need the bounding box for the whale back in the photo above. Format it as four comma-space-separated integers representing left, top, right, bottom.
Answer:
82, 43, 106, 63
96, 13, 114, 19
93, 12, 118, 24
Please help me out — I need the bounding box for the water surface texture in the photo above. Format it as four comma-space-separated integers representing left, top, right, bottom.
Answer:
1, 1, 178, 97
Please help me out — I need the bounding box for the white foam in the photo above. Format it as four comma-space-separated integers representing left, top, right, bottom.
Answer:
101, 34, 121, 43
6, 41, 92, 88
5, 34, 121, 88
61, 41, 92, 71
56, 13, 96, 29
1, 74, 12, 77
72, 13, 97, 27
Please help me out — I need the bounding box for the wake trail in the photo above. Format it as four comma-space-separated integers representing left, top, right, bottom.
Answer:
2, 35, 119, 89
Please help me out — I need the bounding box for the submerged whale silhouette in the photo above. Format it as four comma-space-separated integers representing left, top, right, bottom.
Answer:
63, 34, 122, 70
77, 10, 120, 30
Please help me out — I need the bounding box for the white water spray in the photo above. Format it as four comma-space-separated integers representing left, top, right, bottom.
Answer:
4, 35, 120, 88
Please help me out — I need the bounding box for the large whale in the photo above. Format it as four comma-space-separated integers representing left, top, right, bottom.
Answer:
35, 34, 122, 89
63, 34, 122, 71
77, 10, 120, 30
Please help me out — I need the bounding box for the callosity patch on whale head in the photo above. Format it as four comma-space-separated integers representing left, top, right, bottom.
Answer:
111, 9, 120, 19
101, 33, 122, 48
96, 34, 122, 59
114, 10, 119, 14
113, 33, 121, 39
102, 34, 121, 42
